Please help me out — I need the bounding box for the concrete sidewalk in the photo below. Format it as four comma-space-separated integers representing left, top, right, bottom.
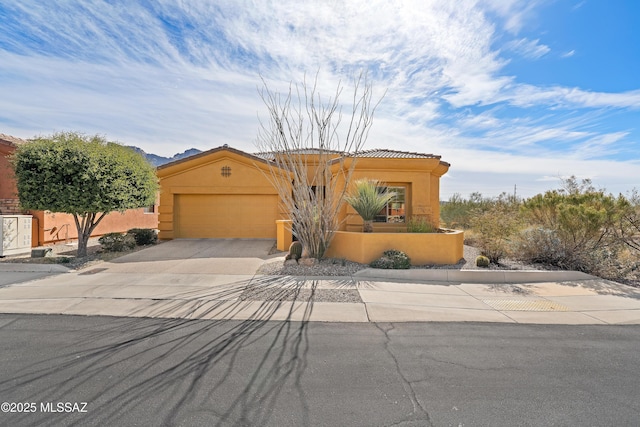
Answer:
0, 261, 639, 324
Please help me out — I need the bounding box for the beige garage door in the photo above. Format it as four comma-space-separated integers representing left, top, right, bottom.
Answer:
175, 194, 279, 238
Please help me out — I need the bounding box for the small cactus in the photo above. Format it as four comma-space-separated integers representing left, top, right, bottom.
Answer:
475, 255, 490, 268
285, 241, 303, 262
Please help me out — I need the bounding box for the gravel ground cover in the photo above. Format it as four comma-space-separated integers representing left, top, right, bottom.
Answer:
239, 286, 363, 303
256, 245, 552, 277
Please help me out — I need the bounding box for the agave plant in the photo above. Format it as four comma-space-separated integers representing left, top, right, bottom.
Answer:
344, 179, 395, 232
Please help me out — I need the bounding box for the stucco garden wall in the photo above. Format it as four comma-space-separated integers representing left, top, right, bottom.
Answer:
30, 209, 158, 246
324, 229, 464, 266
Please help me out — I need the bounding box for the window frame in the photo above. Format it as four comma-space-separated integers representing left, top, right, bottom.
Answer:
373, 185, 407, 224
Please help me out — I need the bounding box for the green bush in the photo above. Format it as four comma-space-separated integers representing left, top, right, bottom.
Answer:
471, 198, 522, 264
441, 192, 493, 229
406, 216, 436, 233
99, 232, 136, 252
127, 228, 158, 246
370, 249, 411, 269
517, 177, 627, 276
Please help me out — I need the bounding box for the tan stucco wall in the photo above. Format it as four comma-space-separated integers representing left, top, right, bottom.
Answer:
31, 209, 158, 246
325, 229, 464, 265
334, 157, 449, 232
157, 149, 286, 240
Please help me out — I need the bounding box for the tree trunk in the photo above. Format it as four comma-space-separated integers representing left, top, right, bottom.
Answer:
363, 220, 374, 233
76, 231, 89, 258
73, 212, 107, 258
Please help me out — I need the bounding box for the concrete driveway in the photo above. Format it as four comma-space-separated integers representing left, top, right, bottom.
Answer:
106, 238, 278, 275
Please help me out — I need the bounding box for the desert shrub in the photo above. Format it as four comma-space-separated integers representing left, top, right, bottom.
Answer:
406, 216, 436, 233
518, 177, 627, 277
127, 228, 158, 246
441, 192, 494, 229
99, 232, 136, 252
514, 228, 566, 265
345, 179, 395, 232
370, 249, 411, 269
579, 246, 632, 280
614, 189, 640, 254
462, 229, 479, 246
470, 198, 522, 263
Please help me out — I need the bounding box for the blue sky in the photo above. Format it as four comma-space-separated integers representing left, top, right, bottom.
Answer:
1, 0, 639, 199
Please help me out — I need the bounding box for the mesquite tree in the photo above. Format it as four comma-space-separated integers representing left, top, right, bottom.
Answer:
256, 73, 382, 258
12, 131, 158, 257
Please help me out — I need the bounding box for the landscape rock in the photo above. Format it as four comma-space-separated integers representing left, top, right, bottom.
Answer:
299, 257, 317, 266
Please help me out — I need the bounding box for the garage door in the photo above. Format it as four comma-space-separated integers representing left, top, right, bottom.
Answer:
175, 194, 279, 238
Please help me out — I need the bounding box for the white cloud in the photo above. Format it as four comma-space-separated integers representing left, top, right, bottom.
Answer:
570, 132, 629, 160
507, 84, 640, 109
482, 0, 543, 33
1, 0, 639, 198
504, 38, 551, 59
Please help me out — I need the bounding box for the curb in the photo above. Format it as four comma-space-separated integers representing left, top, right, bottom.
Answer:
354, 268, 596, 283
0, 263, 71, 273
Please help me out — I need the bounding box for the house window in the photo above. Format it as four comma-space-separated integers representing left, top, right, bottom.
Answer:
143, 205, 155, 214
374, 186, 406, 223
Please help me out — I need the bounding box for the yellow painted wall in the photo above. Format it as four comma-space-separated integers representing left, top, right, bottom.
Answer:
157, 148, 287, 240
333, 157, 449, 232
157, 147, 453, 258
325, 230, 464, 265
276, 219, 293, 251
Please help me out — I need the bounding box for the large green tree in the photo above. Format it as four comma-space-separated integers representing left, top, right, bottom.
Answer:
12, 131, 158, 257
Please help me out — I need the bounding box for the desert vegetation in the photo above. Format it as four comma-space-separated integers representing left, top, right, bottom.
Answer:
441, 176, 640, 283
256, 72, 382, 259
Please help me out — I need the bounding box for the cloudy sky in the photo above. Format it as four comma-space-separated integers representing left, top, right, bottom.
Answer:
1, 0, 639, 199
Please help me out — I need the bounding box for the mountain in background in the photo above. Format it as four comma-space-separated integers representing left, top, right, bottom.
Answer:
127, 146, 203, 166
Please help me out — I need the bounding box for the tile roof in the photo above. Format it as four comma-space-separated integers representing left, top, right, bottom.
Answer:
0, 133, 28, 146
351, 149, 441, 159
254, 148, 440, 160
253, 148, 346, 161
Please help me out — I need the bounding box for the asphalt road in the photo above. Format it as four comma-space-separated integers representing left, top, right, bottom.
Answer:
0, 314, 638, 426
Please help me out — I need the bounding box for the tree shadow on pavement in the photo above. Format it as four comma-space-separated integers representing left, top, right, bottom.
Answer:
0, 277, 333, 426
556, 279, 640, 299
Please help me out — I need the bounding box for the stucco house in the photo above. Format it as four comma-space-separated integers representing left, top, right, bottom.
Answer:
0, 133, 158, 247
157, 145, 462, 264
